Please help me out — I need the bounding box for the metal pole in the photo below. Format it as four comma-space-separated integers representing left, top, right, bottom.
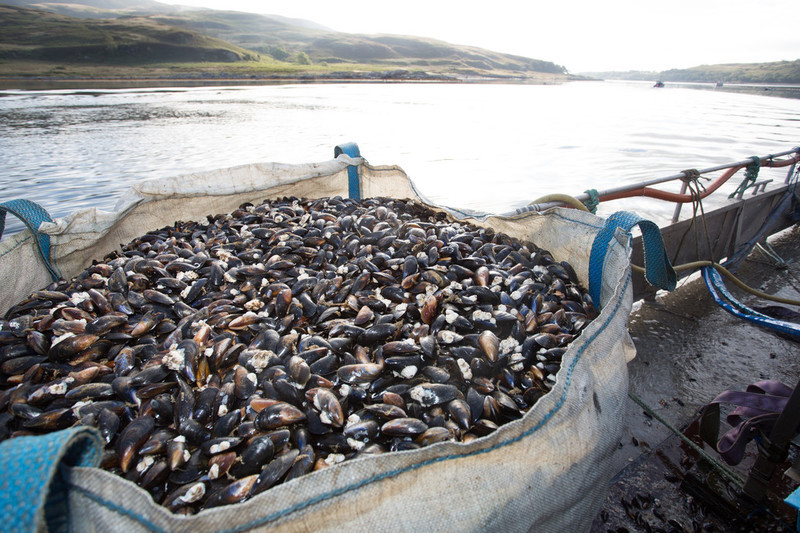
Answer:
671, 181, 689, 223
512, 148, 800, 215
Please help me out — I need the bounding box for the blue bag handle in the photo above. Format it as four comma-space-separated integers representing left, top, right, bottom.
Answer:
588, 211, 676, 305
334, 142, 362, 200
0, 427, 103, 533
0, 199, 62, 281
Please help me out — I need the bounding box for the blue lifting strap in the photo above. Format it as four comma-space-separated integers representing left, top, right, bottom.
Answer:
0, 199, 61, 282
589, 211, 676, 305
334, 142, 362, 201
0, 427, 103, 533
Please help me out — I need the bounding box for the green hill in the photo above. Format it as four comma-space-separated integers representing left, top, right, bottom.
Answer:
583, 60, 800, 84
0, 0, 569, 81
660, 60, 800, 84
0, 4, 257, 63
0, 0, 570, 80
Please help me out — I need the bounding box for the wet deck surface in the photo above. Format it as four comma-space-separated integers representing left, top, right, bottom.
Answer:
591, 226, 800, 532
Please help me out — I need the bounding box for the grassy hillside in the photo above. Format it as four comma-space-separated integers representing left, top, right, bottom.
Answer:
0, 5, 257, 63
660, 60, 800, 84
583, 60, 800, 84
0, 0, 571, 81
145, 10, 566, 77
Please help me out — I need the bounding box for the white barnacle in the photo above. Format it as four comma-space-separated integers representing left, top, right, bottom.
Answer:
45, 381, 69, 396
136, 456, 155, 474
230, 288, 240, 296
339, 384, 352, 398
393, 303, 408, 318
217, 404, 228, 417
347, 438, 365, 450
375, 289, 392, 307
444, 308, 459, 325
178, 483, 206, 504
457, 358, 473, 380
438, 330, 458, 344
179, 283, 192, 298
209, 441, 231, 454
472, 310, 493, 322
400, 366, 418, 379
244, 298, 264, 312
499, 337, 520, 354
297, 271, 309, 281
409, 386, 436, 406
346, 413, 361, 426
247, 349, 276, 373
491, 276, 503, 286
324, 453, 346, 466
69, 292, 90, 306
51, 331, 76, 347
247, 372, 257, 385
216, 249, 235, 262
448, 281, 463, 292
71, 400, 92, 416
163, 347, 185, 371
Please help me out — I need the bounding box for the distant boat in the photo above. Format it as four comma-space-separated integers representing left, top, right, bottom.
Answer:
715, 81, 724, 87
653, 80, 664, 88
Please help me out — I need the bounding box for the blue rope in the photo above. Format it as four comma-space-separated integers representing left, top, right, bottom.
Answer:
0, 199, 61, 281
702, 267, 800, 338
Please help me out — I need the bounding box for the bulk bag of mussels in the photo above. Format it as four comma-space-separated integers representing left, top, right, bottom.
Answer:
0, 151, 636, 532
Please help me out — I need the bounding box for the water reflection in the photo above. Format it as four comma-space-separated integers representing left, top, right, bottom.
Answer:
0, 81, 798, 237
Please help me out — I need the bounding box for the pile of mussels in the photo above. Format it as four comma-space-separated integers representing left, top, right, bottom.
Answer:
0, 196, 598, 513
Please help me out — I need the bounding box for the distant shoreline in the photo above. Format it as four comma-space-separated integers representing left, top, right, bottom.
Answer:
2, 77, 797, 98
0, 71, 587, 90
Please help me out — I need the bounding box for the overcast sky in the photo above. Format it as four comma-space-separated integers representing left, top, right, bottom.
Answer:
167, 0, 798, 73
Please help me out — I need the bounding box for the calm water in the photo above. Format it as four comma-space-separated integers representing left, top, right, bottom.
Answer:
1, 81, 798, 234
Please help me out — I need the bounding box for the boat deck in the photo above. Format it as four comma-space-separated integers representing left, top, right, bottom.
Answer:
592, 226, 800, 531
